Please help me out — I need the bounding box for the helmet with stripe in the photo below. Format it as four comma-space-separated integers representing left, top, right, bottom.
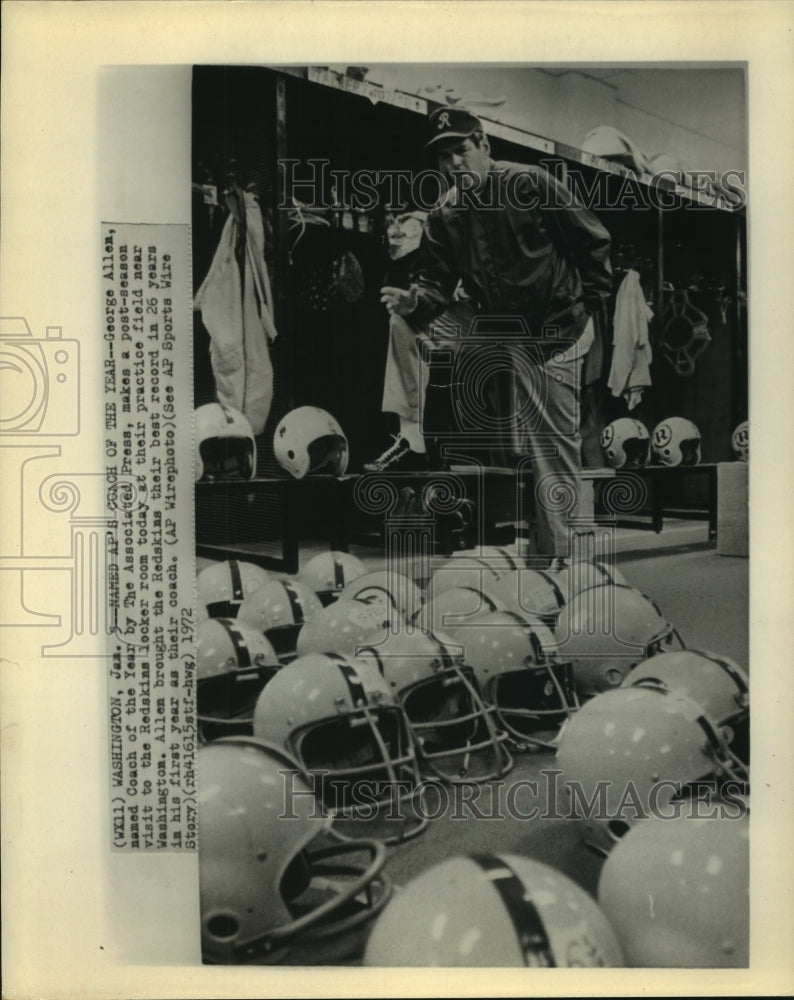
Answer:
364, 852, 623, 966
623, 648, 749, 767
485, 568, 568, 626
356, 626, 513, 783
554, 583, 682, 698
423, 584, 507, 641
197, 560, 270, 619
196, 617, 280, 741
427, 552, 520, 605
555, 685, 749, 857
338, 568, 424, 624
237, 578, 323, 660
198, 737, 391, 964
454, 610, 578, 749
252, 653, 425, 842
295, 598, 394, 658
297, 550, 368, 606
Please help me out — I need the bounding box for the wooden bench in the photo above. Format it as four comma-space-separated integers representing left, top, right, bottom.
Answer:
611, 463, 719, 539
195, 465, 616, 574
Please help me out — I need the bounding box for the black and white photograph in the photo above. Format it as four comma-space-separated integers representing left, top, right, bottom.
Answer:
2, 3, 793, 998
191, 59, 752, 970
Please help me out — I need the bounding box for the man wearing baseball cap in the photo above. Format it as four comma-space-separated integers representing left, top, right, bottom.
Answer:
372, 105, 612, 565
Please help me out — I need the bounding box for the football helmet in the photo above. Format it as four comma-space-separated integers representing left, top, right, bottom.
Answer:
600, 418, 651, 469
252, 653, 426, 842
651, 416, 702, 466
731, 420, 749, 462
625, 648, 749, 766
357, 626, 513, 782
423, 584, 507, 640
197, 560, 270, 619
194, 402, 256, 482
427, 554, 515, 604
297, 550, 368, 606
338, 568, 424, 624
198, 737, 391, 965
295, 598, 394, 658
598, 810, 749, 967
485, 568, 568, 626
237, 578, 322, 660
555, 685, 748, 857
364, 852, 624, 967
196, 617, 280, 742
456, 610, 578, 750
554, 583, 682, 698
552, 559, 628, 601
273, 405, 348, 479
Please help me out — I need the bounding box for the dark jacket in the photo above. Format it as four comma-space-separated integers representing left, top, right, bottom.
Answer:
410, 160, 612, 352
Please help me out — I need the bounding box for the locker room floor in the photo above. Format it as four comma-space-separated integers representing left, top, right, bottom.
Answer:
196, 519, 749, 960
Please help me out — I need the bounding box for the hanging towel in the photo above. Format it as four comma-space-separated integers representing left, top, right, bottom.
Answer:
608, 268, 653, 410
194, 190, 278, 435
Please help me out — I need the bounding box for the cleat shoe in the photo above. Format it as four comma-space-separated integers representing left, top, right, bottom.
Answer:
362, 435, 429, 473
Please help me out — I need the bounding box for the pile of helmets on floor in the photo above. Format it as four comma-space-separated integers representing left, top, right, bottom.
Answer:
195, 546, 750, 968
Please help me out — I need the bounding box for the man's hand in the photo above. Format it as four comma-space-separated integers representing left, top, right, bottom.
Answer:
380, 284, 419, 316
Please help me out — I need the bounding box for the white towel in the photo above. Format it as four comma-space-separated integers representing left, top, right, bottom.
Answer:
194, 191, 278, 435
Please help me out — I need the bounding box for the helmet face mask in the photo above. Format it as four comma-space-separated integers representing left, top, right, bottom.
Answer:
253, 654, 426, 843
357, 629, 513, 783
196, 618, 280, 742
198, 737, 391, 965
555, 686, 748, 857
456, 610, 578, 749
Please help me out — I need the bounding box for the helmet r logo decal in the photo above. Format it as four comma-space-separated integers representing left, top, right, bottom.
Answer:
438, 112, 451, 129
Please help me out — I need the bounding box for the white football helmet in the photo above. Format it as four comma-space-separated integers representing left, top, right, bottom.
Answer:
295, 598, 394, 658
196, 560, 270, 619
485, 568, 568, 626
555, 685, 748, 857
455, 610, 578, 750
624, 648, 749, 767
651, 417, 702, 466
194, 402, 256, 482
551, 559, 628, 602
338, 568, 424, 624
598, 810, 749, 967
237, 578, 323, 659
427, 554, 517, 606
252, 652, 426, 842
296, 550, 368, 606
198, 737, 391, 964
731, 420, 748, 462
273, 406, 348, 478
356, 626, 513, 783
599, 417, 651, 469
196, 617, 280, 742
423, 584, 506, 641
364, 853, 624, 967
554, 583, 683, 698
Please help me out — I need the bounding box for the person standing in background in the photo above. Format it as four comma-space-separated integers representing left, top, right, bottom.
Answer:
369, 107, 612, 567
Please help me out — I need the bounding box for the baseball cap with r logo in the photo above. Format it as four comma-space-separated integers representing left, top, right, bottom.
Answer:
425, 107, 484, 148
